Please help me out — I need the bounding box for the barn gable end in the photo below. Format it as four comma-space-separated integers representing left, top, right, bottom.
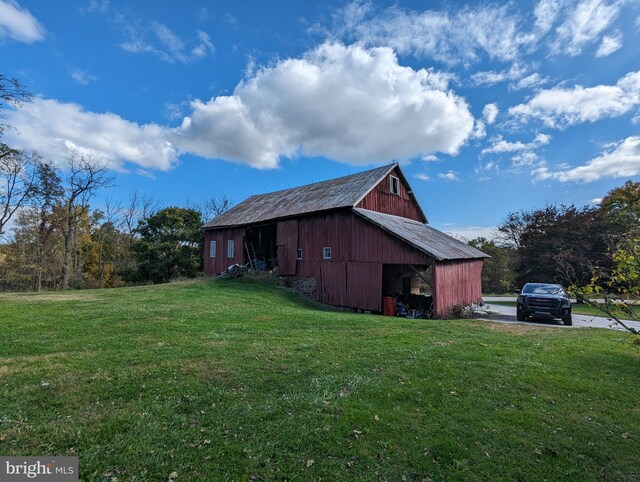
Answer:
355, 166, 426, 222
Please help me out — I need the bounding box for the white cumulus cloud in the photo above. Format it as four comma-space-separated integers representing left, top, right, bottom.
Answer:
5, 42, 475, 172
483, 103, 499, 124
172, 42, 475, 168
438, 170, 460, 181
0, 0, 45, 43
533, 136, 640, 182
4, 98, 178, 171
482, 133, 550, 155
509, 70, 640, 128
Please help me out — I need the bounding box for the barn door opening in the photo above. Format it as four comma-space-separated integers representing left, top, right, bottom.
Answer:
244, 224, 277, 270
382, 264, 433, 317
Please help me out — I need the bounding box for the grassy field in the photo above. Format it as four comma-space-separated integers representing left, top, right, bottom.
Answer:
489, 300, 640, 318
1, 278, 639, 481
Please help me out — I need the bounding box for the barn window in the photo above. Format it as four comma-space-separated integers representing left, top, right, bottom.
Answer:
296, 248, 303, 260
209, 240, 216, 258
323, 246, 332, 259
390, 175, 400, 195
227, 240, 235, 259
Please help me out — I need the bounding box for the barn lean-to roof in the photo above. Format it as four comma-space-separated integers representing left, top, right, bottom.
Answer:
353, 208, 489, 261
203, 163, 426, 228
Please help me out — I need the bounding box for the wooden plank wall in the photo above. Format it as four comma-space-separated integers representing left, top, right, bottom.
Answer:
277, 220, 298, 275
203, 228, 244, 274
356, 167, 424, 222
296, 211, 431, 311
346, 262, 382, 311
318, 262, 347, 306
432, 259, 484, 318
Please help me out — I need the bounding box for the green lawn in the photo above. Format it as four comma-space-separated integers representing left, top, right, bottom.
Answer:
489, 300, 640, 318
1, 278, 638, 481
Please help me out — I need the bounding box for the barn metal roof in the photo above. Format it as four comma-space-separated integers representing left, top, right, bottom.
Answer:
353, 208, 489, 261
204, 163, 425, 228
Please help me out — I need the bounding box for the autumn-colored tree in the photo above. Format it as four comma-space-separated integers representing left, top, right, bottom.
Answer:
573, 231, 640, 337
59, 152, 113, 289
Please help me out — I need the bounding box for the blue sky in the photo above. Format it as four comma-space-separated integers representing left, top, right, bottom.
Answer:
2, 0, 640, 239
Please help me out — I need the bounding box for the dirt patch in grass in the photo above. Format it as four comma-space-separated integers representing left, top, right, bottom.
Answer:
432, 340, 454, 346
1, 352, 76, 378
175, 359, 238, 384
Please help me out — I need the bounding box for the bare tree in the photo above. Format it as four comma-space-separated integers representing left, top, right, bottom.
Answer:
121, 190, 159, 236
0, 150, 40, 238
1, 74, 33, 160
60, 152, 113, 289
1, 75, 32, 130
201, 193, 233, 224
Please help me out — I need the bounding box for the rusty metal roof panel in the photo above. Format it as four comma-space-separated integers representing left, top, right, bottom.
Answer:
204, 164, 396, 228
353, 208, 489, 261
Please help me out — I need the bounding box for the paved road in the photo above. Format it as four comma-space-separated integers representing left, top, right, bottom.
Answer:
480, 297, 640, 332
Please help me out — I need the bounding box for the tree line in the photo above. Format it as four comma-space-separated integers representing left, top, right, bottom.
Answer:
0, 149, 232, 291
467, 180, 640, 295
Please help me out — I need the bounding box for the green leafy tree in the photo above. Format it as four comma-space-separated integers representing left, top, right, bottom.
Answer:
599, 180, 640, 229
133, 207, 203, 283
468, 237, 516, 294
500, 204, 616, 288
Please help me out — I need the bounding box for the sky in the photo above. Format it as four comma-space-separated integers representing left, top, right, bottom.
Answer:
2, 0, 640, 240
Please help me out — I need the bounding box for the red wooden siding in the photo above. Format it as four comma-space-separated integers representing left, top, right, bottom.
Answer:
317, 261, 383, 311
203, 228, 244, 274
318, 262, 348, 306
295, 211, 432, 311
432, 260, 484, 318
347, 262, 382, 311
296, 211, 432, 273
349, 214, 432, 265
277, 220, 298, 275
356, 167, 424, 222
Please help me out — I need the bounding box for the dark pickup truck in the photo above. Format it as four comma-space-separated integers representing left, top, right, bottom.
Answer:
516, 283, 572, 325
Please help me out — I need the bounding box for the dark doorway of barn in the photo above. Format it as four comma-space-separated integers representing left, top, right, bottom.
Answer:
244, 224, 278, 270
382, 264, 433, 317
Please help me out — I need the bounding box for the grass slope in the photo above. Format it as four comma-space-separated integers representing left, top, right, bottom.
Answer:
0, 278, 638, 481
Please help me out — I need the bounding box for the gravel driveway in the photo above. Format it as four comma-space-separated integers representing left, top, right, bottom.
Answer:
480, 297, 640, 332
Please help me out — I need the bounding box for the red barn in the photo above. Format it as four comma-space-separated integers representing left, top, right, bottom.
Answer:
203, 164, 488, 318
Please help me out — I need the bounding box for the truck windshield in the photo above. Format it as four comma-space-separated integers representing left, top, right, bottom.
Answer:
523, 284, 563, 295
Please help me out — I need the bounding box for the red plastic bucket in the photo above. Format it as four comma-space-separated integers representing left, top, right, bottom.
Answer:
382, 297, 397, 317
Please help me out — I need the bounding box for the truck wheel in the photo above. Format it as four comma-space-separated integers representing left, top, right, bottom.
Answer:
516, 307, 526, 322
563, 315, 573, 326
